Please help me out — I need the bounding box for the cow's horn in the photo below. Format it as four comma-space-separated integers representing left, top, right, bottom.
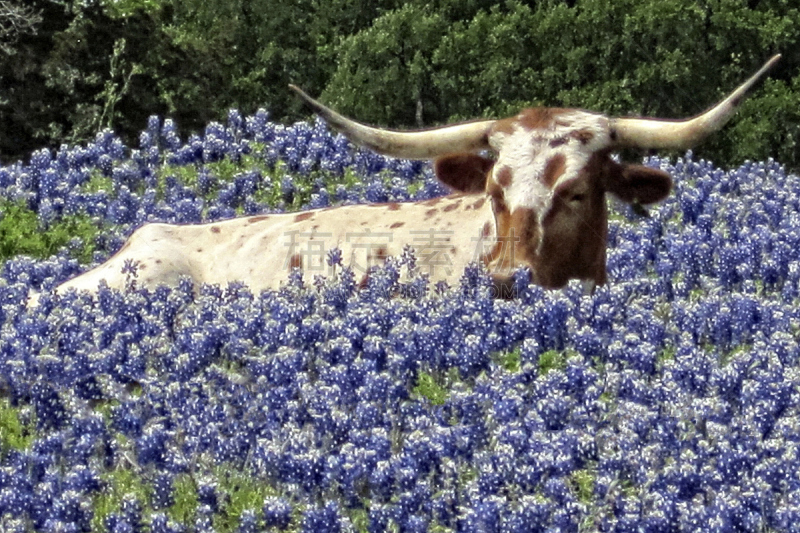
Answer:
609, 54, 780, 150
290, 85, 495, 159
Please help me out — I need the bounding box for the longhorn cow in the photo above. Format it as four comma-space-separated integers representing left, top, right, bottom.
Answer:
41, 55, 780, 303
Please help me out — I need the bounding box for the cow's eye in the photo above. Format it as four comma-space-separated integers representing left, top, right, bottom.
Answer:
569, 193, 586, 203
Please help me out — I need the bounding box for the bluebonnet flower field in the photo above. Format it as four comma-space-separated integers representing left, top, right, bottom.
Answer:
1, 108, 799, 533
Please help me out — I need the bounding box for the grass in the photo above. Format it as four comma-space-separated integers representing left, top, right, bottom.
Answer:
494, 348, 521, 373
0, 398, 35, 457
570, 468, 596, 504
168, 473, 199, 526
210, 466, 283, 532
413, 370, 449, 406
91, 468, 152, 532
538, 349, 568, 375
0, 198, 102, 263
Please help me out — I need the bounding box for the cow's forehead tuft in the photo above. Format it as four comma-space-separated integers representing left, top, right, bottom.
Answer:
487, 109, 612, 235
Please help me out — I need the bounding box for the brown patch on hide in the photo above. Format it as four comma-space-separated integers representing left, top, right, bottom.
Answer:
482, 182, 513, 269
289, 254, 302, 270
370, 247, 388, 264
425, 209, 438, 218
542, 154, 567, 188
482, 206, 540, 275
471, 197, 487, 210
248, 215, 270, 223
534, 162, 610, 289
570, 128, 595, 144
496, 166, 513, 188
294, 212, 314, 222
443, 200, 461, 212
210, 226, 221, 234
390, 222, 404, 229
493, 108, 569, 135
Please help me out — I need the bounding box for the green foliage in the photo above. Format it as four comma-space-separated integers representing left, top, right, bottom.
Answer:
102, 0, 164, 18
0, 0, 798, 170
0, 399, 35, 456
92, 469, 151, 532
494, 349, 521, 373
657, 346, 676, 367
323, 0, 800, 168
413, 370, 449, 406
538, 350, 568, 375
322, 4, 448, 127
570, 468, 596, 504
168, 474, 199, 526
0, 198, 101, 263
210, 466, 281, 532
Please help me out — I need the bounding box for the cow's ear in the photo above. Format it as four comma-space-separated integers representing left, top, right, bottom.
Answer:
434, 153, 493, 193
605, 163, 672, 204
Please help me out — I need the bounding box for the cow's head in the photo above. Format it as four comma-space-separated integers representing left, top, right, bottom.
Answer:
291, 55, 779, 293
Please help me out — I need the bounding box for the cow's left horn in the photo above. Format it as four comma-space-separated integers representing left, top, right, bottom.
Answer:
609, 54, 780, 150
290, 85, 495, 159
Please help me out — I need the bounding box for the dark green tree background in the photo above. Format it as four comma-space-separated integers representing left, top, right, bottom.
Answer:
0, 0, 798, 168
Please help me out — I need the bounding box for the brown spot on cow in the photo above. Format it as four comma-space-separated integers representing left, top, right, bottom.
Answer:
388, 203, 401, 211
487, 181, 507, 213
373, 247, 388, 262
289, 254, 303, 270
155, 259, 162, 265
482, 206, 539, 272
471, 197, 487, 210
196, 248, 203, 253
423, 197, 442, 206
295, 212, 314, 222
511, 207, 538, 260
426, 208, 438, 218
496, 166, 513, 188
443, 200, 462, 212
390, 222, 405, 229
491, 116, 516, 136
481, 221, 492, 238
210, 226, 221, 234
570, 128, 595, 145
549, 137, 568, 148
518, 108, 568, 131
248, 215, 270, 223
542, 154, 567, 188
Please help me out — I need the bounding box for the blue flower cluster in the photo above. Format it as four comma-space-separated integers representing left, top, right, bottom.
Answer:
1, 107, 800, 532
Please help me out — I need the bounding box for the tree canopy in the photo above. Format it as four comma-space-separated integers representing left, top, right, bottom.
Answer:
0, 0, 798, 168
